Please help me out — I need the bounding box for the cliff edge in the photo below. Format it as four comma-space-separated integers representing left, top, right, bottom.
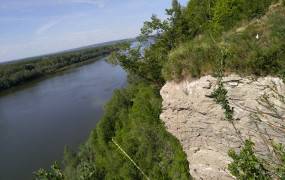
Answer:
160, 75, 285, 179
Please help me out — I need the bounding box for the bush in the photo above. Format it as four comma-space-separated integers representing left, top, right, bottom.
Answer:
34, 162, 64, 180
228, 140, 270, 179
228, 140, 285, 179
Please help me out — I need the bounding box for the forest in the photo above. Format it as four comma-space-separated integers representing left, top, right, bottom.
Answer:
0, 43, 124, 92
35, 0, 285, 179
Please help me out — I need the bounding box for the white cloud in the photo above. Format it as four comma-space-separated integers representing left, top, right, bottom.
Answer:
35, 18, 64, 35
35, 13, 88, 35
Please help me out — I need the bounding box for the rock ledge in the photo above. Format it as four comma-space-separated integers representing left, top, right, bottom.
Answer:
160, 75, 285, 180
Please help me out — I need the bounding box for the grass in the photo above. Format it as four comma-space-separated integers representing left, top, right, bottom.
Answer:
163, 3, 285, 81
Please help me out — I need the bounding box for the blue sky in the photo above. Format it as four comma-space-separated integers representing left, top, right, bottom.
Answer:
0, 0, 188, 62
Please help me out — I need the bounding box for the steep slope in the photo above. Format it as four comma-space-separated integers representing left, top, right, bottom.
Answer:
159, 4, 285, 178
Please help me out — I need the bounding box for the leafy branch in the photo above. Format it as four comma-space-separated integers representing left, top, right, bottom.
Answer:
210, 45, 234, 121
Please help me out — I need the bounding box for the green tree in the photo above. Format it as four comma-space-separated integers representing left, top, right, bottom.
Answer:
184, 0, 217, 37
34, 162, 64, 180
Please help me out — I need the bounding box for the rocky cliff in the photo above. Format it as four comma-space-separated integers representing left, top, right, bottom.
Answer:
160, 75, 285, 179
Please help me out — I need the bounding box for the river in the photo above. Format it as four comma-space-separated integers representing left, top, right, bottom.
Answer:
0, 58, 127, 180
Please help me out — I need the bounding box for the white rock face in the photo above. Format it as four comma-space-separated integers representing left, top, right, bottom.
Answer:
160, 75, 285, 180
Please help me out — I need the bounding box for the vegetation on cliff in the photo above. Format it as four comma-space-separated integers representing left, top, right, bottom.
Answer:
36, 0, 285, 179
36, 1, 192, 179
227, 80, 285, 179
164, 0, 285, 80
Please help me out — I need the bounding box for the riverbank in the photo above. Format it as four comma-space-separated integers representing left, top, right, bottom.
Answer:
0, 55, 107, 97
0, 43, 124, 92
0, 59, 127, 180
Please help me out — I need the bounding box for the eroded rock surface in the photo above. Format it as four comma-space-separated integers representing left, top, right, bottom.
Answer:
160, 75, 285, 180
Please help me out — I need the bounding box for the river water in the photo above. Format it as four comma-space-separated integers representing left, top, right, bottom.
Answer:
0, 58, 127, 180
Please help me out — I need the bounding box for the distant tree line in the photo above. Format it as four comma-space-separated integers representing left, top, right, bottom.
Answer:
0, 43, 124, 92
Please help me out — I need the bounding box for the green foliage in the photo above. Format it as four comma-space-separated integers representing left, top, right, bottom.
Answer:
184, 0, 217, 37
141, 15, 169, 39
34, 162, 64, 180
118, 0, 188, 86
165, 0, 190, 44
211, 0, 245, 32
211, 0, 277, 33
272, 143, 285, 179
209, 45, 234, 121
163, 3, 285, 81
228, 140, 285, 179
228, 140, 270, 180
62, 84, 191, 179
112, 42, 166, 86
182, 0, 276, 37
210, 82, 234, 121
112, 0, 190, 86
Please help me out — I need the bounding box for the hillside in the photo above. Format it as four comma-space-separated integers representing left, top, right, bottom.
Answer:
163, 1, 285, 80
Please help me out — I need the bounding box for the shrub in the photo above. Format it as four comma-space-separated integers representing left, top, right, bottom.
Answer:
210, 82, 234, 121
34, 162, 64, 180
228, 140, 285, 179
228, 83, 285, 179
228, 140, 270, 179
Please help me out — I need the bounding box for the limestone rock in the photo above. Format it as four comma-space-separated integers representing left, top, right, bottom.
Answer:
160, 75, 285, 180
